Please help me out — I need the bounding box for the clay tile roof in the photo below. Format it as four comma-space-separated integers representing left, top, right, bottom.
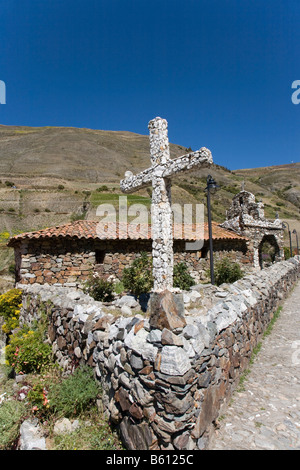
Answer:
7, 219, 247, 247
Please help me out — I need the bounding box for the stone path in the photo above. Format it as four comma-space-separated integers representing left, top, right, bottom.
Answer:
209, 280, 300, 450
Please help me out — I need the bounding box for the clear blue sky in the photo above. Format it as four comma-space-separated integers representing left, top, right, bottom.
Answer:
0, 0, 299, 170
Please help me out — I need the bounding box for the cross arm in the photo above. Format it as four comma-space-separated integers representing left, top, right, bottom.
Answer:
161, 147, 213, 179
120, 167, 153, 194
120, 147, 213, 194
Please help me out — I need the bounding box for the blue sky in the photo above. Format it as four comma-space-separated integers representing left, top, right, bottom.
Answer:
0, 0, 299, 170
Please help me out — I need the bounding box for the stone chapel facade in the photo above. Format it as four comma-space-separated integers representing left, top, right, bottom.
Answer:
221, 190, 284, 268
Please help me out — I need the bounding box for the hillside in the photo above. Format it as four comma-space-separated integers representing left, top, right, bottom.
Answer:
0, 124, 187, 182
0, 124, 299, 292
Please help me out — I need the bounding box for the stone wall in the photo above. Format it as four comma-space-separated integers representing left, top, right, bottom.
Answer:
16, 237, 250, 286
18, 256, 300, 450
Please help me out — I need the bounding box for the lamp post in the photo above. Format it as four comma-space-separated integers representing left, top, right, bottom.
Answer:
292, 229, 299, 255
283, 222, 293, 258
205, 175, 219, 285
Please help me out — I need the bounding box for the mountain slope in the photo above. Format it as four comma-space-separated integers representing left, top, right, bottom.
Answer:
0, 124, 188, 182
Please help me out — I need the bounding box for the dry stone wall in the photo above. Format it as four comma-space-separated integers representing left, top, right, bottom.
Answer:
18, 256, 300, 450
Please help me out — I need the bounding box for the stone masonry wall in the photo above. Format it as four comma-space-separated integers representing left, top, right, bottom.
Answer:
18, 256, 300, 450
17, 238, 250, 286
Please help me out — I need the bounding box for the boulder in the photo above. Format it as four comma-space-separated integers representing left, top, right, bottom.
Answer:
19, 419, 47, 450
149, 290, 186, 331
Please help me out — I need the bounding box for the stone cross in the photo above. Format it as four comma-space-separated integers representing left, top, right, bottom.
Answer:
120, 117, 213, 292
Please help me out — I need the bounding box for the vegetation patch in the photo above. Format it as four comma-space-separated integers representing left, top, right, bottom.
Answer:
213, 257, 243, 286
0, 283, 123, 450
83, 273, 115, 302
0, 288, 22, 335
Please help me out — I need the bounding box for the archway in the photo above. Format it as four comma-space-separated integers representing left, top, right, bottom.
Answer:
258, 234, 280, 269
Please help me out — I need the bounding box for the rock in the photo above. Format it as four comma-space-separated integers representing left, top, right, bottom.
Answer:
190, 337, 205, 355
74, 346, 82, 358
53, 417, 73, 435
124, 327, 158, 362
173, 431, 190, 450
215, 291, 227, 298
15, 374, 28, 384
121, 305, 132, 316
92, 315, 114, 331
120, 416, 157, 450
115, 387, 132, 412
182, 324, 199, 339
155, 390, 194, 415
66, 290, 81, 301
129, 402, 144, 420
161, 328, 183, 346
116, 295, 139, 309
19, 419, 47, 450
71, 419, 80, 431
160, 345, 191, 376
182, 336, 195, 358
147, 329, 162, 344
132, 379, 153, 406
215, 307, 238, 333
130, 353, 144, 370
188, 290, 201, 303
149, 290, 186, 331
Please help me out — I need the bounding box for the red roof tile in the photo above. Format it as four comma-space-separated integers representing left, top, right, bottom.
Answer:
7, 220, 247, 246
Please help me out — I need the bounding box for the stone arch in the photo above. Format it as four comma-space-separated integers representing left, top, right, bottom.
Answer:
258, 234, 281, 269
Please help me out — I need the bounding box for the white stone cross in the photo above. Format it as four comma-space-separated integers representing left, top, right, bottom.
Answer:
120, 117, 213, 292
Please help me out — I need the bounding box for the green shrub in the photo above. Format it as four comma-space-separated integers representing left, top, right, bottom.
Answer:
96, 185, 109, 192
173, 262, 195, 290
5, 327, 52, 374
48, 365, 100, 417
113, 281, 125, 294
122, 252, 153, 296
122, 256, 196, 294
84, 274, 114, 302
0, 400, 26, 450
0, 288, 22, 335
214, 257, 243, 286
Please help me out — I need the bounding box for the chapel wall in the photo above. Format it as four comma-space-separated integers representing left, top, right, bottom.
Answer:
16, 238, 251, 286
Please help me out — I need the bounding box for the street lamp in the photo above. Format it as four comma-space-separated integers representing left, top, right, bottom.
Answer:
205, 175, 219, 285
292, 229, 299, 255
282, 222, 293, 258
